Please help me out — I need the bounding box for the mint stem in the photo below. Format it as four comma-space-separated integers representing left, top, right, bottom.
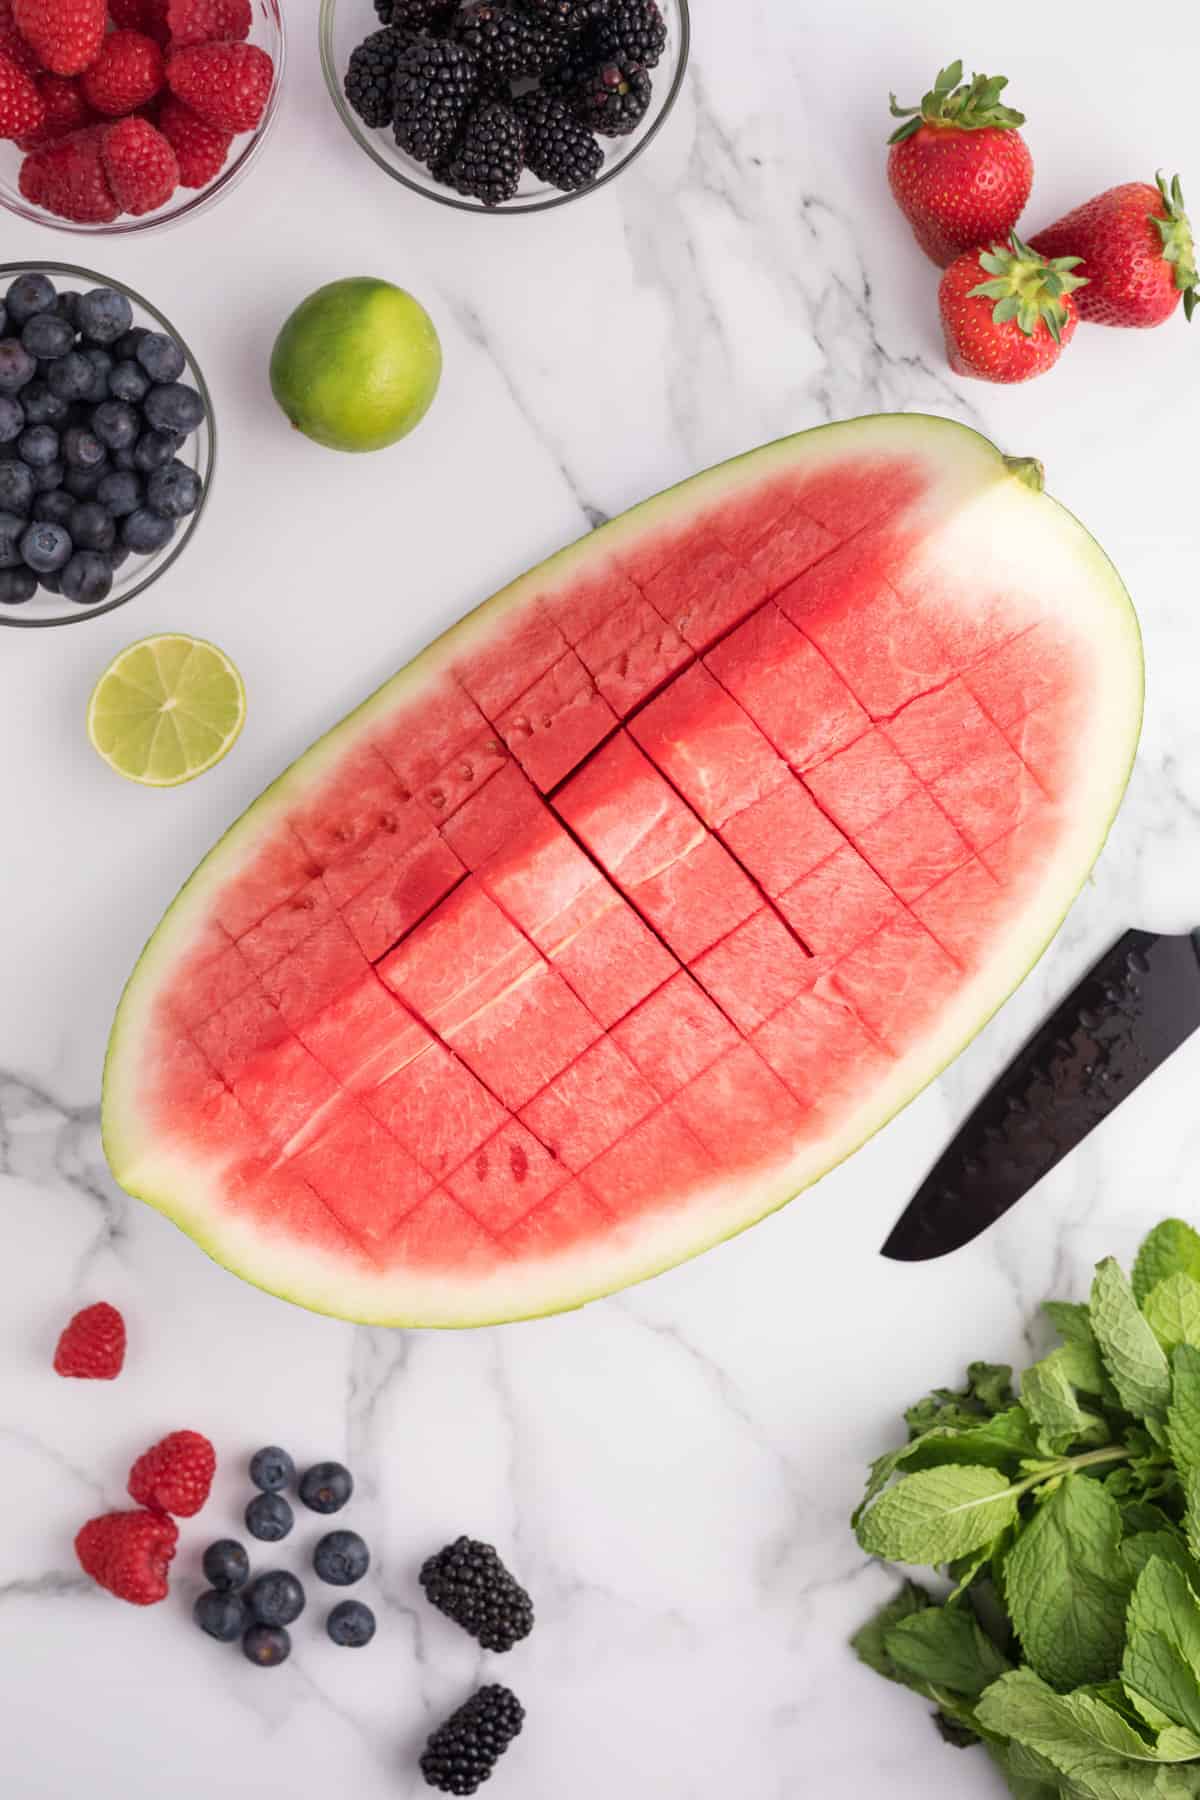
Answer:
1011, 1443, 1132, 1499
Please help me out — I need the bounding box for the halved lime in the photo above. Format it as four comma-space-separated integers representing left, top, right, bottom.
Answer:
87, 634, 246, 786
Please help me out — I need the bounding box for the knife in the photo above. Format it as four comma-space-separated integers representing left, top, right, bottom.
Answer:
881, 928, 1200, 1262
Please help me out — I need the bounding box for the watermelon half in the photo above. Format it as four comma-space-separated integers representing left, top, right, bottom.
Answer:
102, 415, 1143, 1326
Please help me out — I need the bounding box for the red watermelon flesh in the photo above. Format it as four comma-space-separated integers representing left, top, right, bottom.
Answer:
103, 417, 1142, 1326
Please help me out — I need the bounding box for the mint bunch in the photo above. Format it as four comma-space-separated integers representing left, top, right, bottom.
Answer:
852, 1218, 1200, 1797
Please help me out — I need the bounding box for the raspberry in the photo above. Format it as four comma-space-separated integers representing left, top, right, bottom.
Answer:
75, 1509, 178, 1605
127, 1428, 215, 1515
107, 0, 169, 43
81, 30, 164, 115
20, 126, 118, 221
0, 48, 44, 139
100, 114, 178, 212
165, 40, 272, 131
166, 0, 250, 48
52, 1300, 126, 1379
18, 73, 94, 147
157, 90, 228, 185
12, 0, 106, 77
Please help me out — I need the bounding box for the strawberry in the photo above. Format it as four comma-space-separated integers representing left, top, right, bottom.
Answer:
81, 28, 164, 114
887, 60, 1033, 268
108, 0, 170, 44
75, 1509, 178, 1605
166, 0, 250, 48
127, 1428, 215, 1516
0, 48, 44, 139
165, 39, 272, 131
20, 125, 118, 220
18, 73, 94, 147
52, 1301, 126, 1378
12, 0, 106, 77
939, 235, 1087, 384
157, 91, 228, 185
1029, 172, 1198, 329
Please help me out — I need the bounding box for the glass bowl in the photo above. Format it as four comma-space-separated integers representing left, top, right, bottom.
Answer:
0, 0, 285, 235
320, 0, 690, 215
0, 262, 215, 630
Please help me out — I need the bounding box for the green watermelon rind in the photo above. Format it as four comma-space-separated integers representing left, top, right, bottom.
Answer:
102, 414, 1143, 1327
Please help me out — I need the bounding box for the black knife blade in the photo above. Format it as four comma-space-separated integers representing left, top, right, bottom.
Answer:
881, 928, 1200, 1262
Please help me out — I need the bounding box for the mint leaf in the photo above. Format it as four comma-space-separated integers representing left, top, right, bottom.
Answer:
904, 1406, 1040, 1472
905, 1361, 1015, 1436
1047, 1302, 1109, 1390
1091, 1259, 1171, 1423
1134, 1222, 1200, 1308
977, 1667, 1158, 1760
1122, 1556, 1200, 1738
997, 1738, 1070, 1797
1123, 1532, 1200, 1588
1144, 1277, 1200, 1355
1023, 1349, 1109, 1454
884, 1603, 1012, 1695
1003, 1476, 1131, 1689
857, 1464, 1021, 1565
1185, 1471, 1200, 1568
1168, 1346, 1200, 1484
851, 1580, 934, 1687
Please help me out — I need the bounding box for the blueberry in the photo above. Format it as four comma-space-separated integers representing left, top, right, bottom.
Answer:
68, 501, 115, 552
247, 1570, 306, 1628
0, 302, 6, 336
299, 1462, 354, 1515
245, 1491, 294, 1543
202, 1538, 250, 1592
313, 1530, 369, 1587
0, 566, 36, 604
19, 521, 71, 574
108, 360, 150, 405
77, 286, 133, 346
21, 381, 67, 426
5, 272, 56, 325
249, 1446, 295, 1493
148, 459, 201, 520
107, 542, 130, 574
63, 463, 107, 500
136, 331, 187, 384
133, 429, 183, 473
113, 327, 148, 361
81, 348, 113, 403
122, 507, 175, 554
0, 340, 36, 393
0, 509, 26, 566
32, 489, 74, 527
91, 400, 139, 453
327, 1601, 376, 1647
242, 1624, 291, 1668
144, 382, 205, 436
18, 424, 58, 468
63, 426, 106, 470
0, 460, 34, 513
47, 353, 95, 402
96, 469, 141, 517
193, 1589, 248, 1643
61, 549, 112, 605
31, 460, 64, 494
22, 312, 75, 360
113, 446, 138, 471
0, 396, 22, 443
54, 290, 81, 330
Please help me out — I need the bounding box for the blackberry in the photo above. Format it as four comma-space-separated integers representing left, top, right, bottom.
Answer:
420, 1685, 525, 1797
566, 54, 651, 135
419, 1537, 534, 1651
453, 3, 566, 86
393, 37, 481, 167
516, 90, 602, 189
437, 98, 525, 206
345, 27, 406, 130
526, 0, 608, 28
375, 0, 457, 26
591, 0, 665, 67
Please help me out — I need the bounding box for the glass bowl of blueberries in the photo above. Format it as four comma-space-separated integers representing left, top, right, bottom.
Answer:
321, 0, 690, 214
0, 263, 214, 629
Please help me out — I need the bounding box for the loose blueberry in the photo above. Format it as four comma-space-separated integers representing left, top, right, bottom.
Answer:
0, 340, 36, 393
32, 489, 74, 527
77, 287, 133, 346
144, 382, 205, 435
202, 1538, 251, 1592
133, 429, 183, 473
19, 382, 67, 427
63, 463, 107, 500
5, 273, 56, 325
0, 509, 26, 566
248, 1446, 295, 1493
68, 501, 115, 552
91, 400, 139, 453
194, 1589, 248, 1642
81, 348, 113, 403
96, 469, 141, 517
313, 1530, 370, 1587
18, 424, 58, 468
0, 460, 34, 513
242, 1624, 291, 1668
19, 520, 71, 574
0, 396, 22, 443
245, 1491, 294, 1543
147, 459, 201, 520
136, 332, 186, 385
299, 1462, 354, 1515
327, 1600, 376, 1647
21, 312, 74, 360
247, 1570, 306, 1628
122, 507, 175, 554
61, 550, 112, 605
0, 566, 36, 604
63, 426, 106, 470
32, 460, 64, 494
108, 360, 150, 405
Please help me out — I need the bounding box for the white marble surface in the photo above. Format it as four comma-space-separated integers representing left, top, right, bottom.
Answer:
4, 1, 1200, 1793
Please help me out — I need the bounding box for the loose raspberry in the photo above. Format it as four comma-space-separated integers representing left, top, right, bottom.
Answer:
81, 29, 164, 114
20, 125, 118, 221
108, 0, 169, 39
12, 0, 106, 77
0, 47, 44, 139
165, 39, 271, 132
157, 90, 227, 185
127, 1428, 215, 1516
18, 73, 94, 147
166, 0, 249, 47
75, 1509, 178, 1605
52, 1300, 126, 1379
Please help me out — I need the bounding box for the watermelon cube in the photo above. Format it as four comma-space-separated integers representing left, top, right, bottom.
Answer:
167, 925, 255, 1030
520, 1035, 659, 1172
231, 1034, 341, 1153
414, 728, 510, 827
705, 603, 869, 772
540, 557, 643, 646
318, 806, 437, 909
853, 790, 971, 903
777, 843, 902, 958
366, 1040, 506, 1182
802, 729, 918, 835
477, 809, 611, 953
500, 1182, 612, 1257
290, 743, 413, 872
793, 458, 924, 537
258, 914, 370, 1030
632, 833, 761, 963
642, 534, 770, 653
341, 832, 466, 963
193, 985, 288, 1085
150, 1031, 255, 1144
579, 1104, 715, 1219
710, 477, 837, 592
555, 733, 705, 887
496, 650, 618, 793
446, 1120, 568, 1234
629, 663, 789, 827
831, 916, 961, 1053
213, 827, 319, 941
788, 573, 954, 719
290, 1101, 433, 1252
674, 1042, 810, 1170
719, 778, 844, 897
379, 1188, 500, 1275
378, 878, 538, 1034
441, 760, 545, 870
965, 622, 1073, 730
690, 909, 815, 1034
930, 741, 1045, 854
446, 960, 602, 1112
576, 593, 693, 718
455, 606, 569, 720
882, 678, 998, 783
611, 970, 739, 1099
1001, 693, 1082, 799
549, 895, 678, 1028
298, 970, 433, 1092
237, 875, 336, 973
911, 856, 1009, 970
373, 674, 492, 791
224, 1158, 367, 1263
754, 988, 894, 1114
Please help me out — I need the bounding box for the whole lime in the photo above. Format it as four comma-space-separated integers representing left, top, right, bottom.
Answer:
269, 277, 442, 454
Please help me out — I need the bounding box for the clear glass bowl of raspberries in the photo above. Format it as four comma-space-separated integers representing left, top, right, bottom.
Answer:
0, 262, 214, 628
321, 0, 689, 214
0, 0, 284, 233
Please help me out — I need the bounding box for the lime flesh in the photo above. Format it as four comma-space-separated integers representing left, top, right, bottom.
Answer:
88, 634, 246, 786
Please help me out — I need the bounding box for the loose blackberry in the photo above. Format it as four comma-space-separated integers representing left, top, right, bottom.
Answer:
567, 55, 651, 136
420, 1685, 525, 1797
419, 1537, 534, 1651
453, 3, 566, 86
591, 0, 665, 67
438, 98, 525, 205
393, 37, 481, 167
516, 90, 602, 190
345, 28, 406, 129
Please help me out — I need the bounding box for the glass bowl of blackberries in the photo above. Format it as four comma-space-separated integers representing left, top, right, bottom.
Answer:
0, 264, 214, 628
322, 0, 690, 212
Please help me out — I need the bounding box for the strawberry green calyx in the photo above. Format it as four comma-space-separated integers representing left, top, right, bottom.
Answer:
968, 235, 1087, 344
1150, 171, 1198, 323
887, 60, 1025, 145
